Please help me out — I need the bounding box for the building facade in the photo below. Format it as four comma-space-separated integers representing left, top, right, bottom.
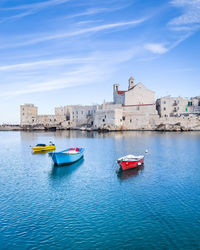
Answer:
113, 77, 155, 106
156, 96, 189, 117
156, 96, 200, 118
20, 76, 200, 131
20, 104, 65, 127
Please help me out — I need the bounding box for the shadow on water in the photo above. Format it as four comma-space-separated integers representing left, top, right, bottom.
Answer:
117, 165, 144, 181
50, 157, 84, 180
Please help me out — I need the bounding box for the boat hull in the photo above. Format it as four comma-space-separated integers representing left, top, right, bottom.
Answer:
118, 157, 144, 171
49, 148, 84, 165
32, 145, 56, 152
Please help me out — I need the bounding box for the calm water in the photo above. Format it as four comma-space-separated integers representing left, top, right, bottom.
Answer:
0, 131, 200, 250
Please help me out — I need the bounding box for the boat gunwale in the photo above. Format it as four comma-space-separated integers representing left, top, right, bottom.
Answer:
52, 148, 84, 155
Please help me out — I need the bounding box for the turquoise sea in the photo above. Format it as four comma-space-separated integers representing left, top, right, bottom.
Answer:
0, 131, 200, 250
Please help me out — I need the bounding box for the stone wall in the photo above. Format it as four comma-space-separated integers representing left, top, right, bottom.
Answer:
124, 83, 155, 106
37, 115, 66, 126
94, 109, 123, 130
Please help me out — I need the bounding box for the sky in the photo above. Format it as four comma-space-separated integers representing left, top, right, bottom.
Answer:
0, 0, 200, 123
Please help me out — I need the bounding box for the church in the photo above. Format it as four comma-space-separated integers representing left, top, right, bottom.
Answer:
93, 77, 159, 130
113, 77, 155, 106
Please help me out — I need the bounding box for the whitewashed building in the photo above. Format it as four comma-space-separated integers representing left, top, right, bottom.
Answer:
55, 105, 99, 127
113, 77, 155, 106
94, 77, 159, 130
20, 76, 200, 131
156, 96, 189, 117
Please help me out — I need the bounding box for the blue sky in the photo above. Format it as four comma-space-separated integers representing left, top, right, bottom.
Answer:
0, 0, 200, 123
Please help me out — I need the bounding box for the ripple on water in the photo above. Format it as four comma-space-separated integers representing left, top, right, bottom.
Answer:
0, 131, 200, 249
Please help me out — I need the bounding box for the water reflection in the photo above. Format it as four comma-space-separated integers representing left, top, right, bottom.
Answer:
117, 165, 144, 181
32, 149, 55, 155
50, 157, 84, 179
20, 130, 159, 141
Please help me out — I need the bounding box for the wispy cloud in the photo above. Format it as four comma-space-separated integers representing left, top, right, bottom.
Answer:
0, 0, 70, 11
144, 43, 168, 54
0, 57, 94, 71
1, 18, 146, 48
169, 0, 200, 28
0, 48, 139, 98
0, 0, 71, 23
65, 3, 132, 19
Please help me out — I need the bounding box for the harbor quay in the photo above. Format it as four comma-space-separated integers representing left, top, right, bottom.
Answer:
16, 77, 200, 132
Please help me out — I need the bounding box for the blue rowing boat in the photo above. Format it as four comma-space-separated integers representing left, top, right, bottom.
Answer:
49, 147, 84, 165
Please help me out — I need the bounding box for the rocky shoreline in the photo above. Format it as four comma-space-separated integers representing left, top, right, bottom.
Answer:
1, 123, 200, 132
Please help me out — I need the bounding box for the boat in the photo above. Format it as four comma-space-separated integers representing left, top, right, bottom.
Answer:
117, 154, 144, 171
32, 143, 56, 152
49, 147, 84, 165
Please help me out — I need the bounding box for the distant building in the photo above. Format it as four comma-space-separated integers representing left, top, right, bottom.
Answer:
20, 76, 200, 131
156, 96, 200, 118
94, 77, 158, 130
156, 96, 189, 117
113, 77, 155, 106
20, 104, 38, 125
55, 105, 99, 127
190, 97, 200, 114
20, 104, 65, 127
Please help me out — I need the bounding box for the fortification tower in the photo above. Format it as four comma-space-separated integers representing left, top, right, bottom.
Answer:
20, 104, 38, 126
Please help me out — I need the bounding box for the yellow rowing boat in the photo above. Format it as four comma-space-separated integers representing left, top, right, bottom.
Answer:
32, 143, 56, 152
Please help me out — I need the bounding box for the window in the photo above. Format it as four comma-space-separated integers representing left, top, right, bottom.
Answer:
105, 115, 106, 118
54, 119, 56, 122
164, 107, 166, 111
81, 111, 83, 114
102, 119, 105, 122
163, 101, 166, 104
76, 111, 78, 114
130, 119, 132, 123
122, 116, 125, 121
22, 113, 24, 116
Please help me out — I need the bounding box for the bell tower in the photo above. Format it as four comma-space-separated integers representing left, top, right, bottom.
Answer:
128, 77, 134, 90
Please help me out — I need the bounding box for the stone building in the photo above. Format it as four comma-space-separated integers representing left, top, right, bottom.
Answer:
113, 77, 155, 106
20, 104, 38, 125
156, 96, 200, 118
94, 77, 159, 130
156, 96, 189, 117
20, 76, 200, 131
55, 105, 99, 127
20, 104, 65, 128
190, 97, 200, 114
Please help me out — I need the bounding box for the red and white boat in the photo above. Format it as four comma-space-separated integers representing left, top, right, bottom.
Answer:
117, 155, 144, 171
